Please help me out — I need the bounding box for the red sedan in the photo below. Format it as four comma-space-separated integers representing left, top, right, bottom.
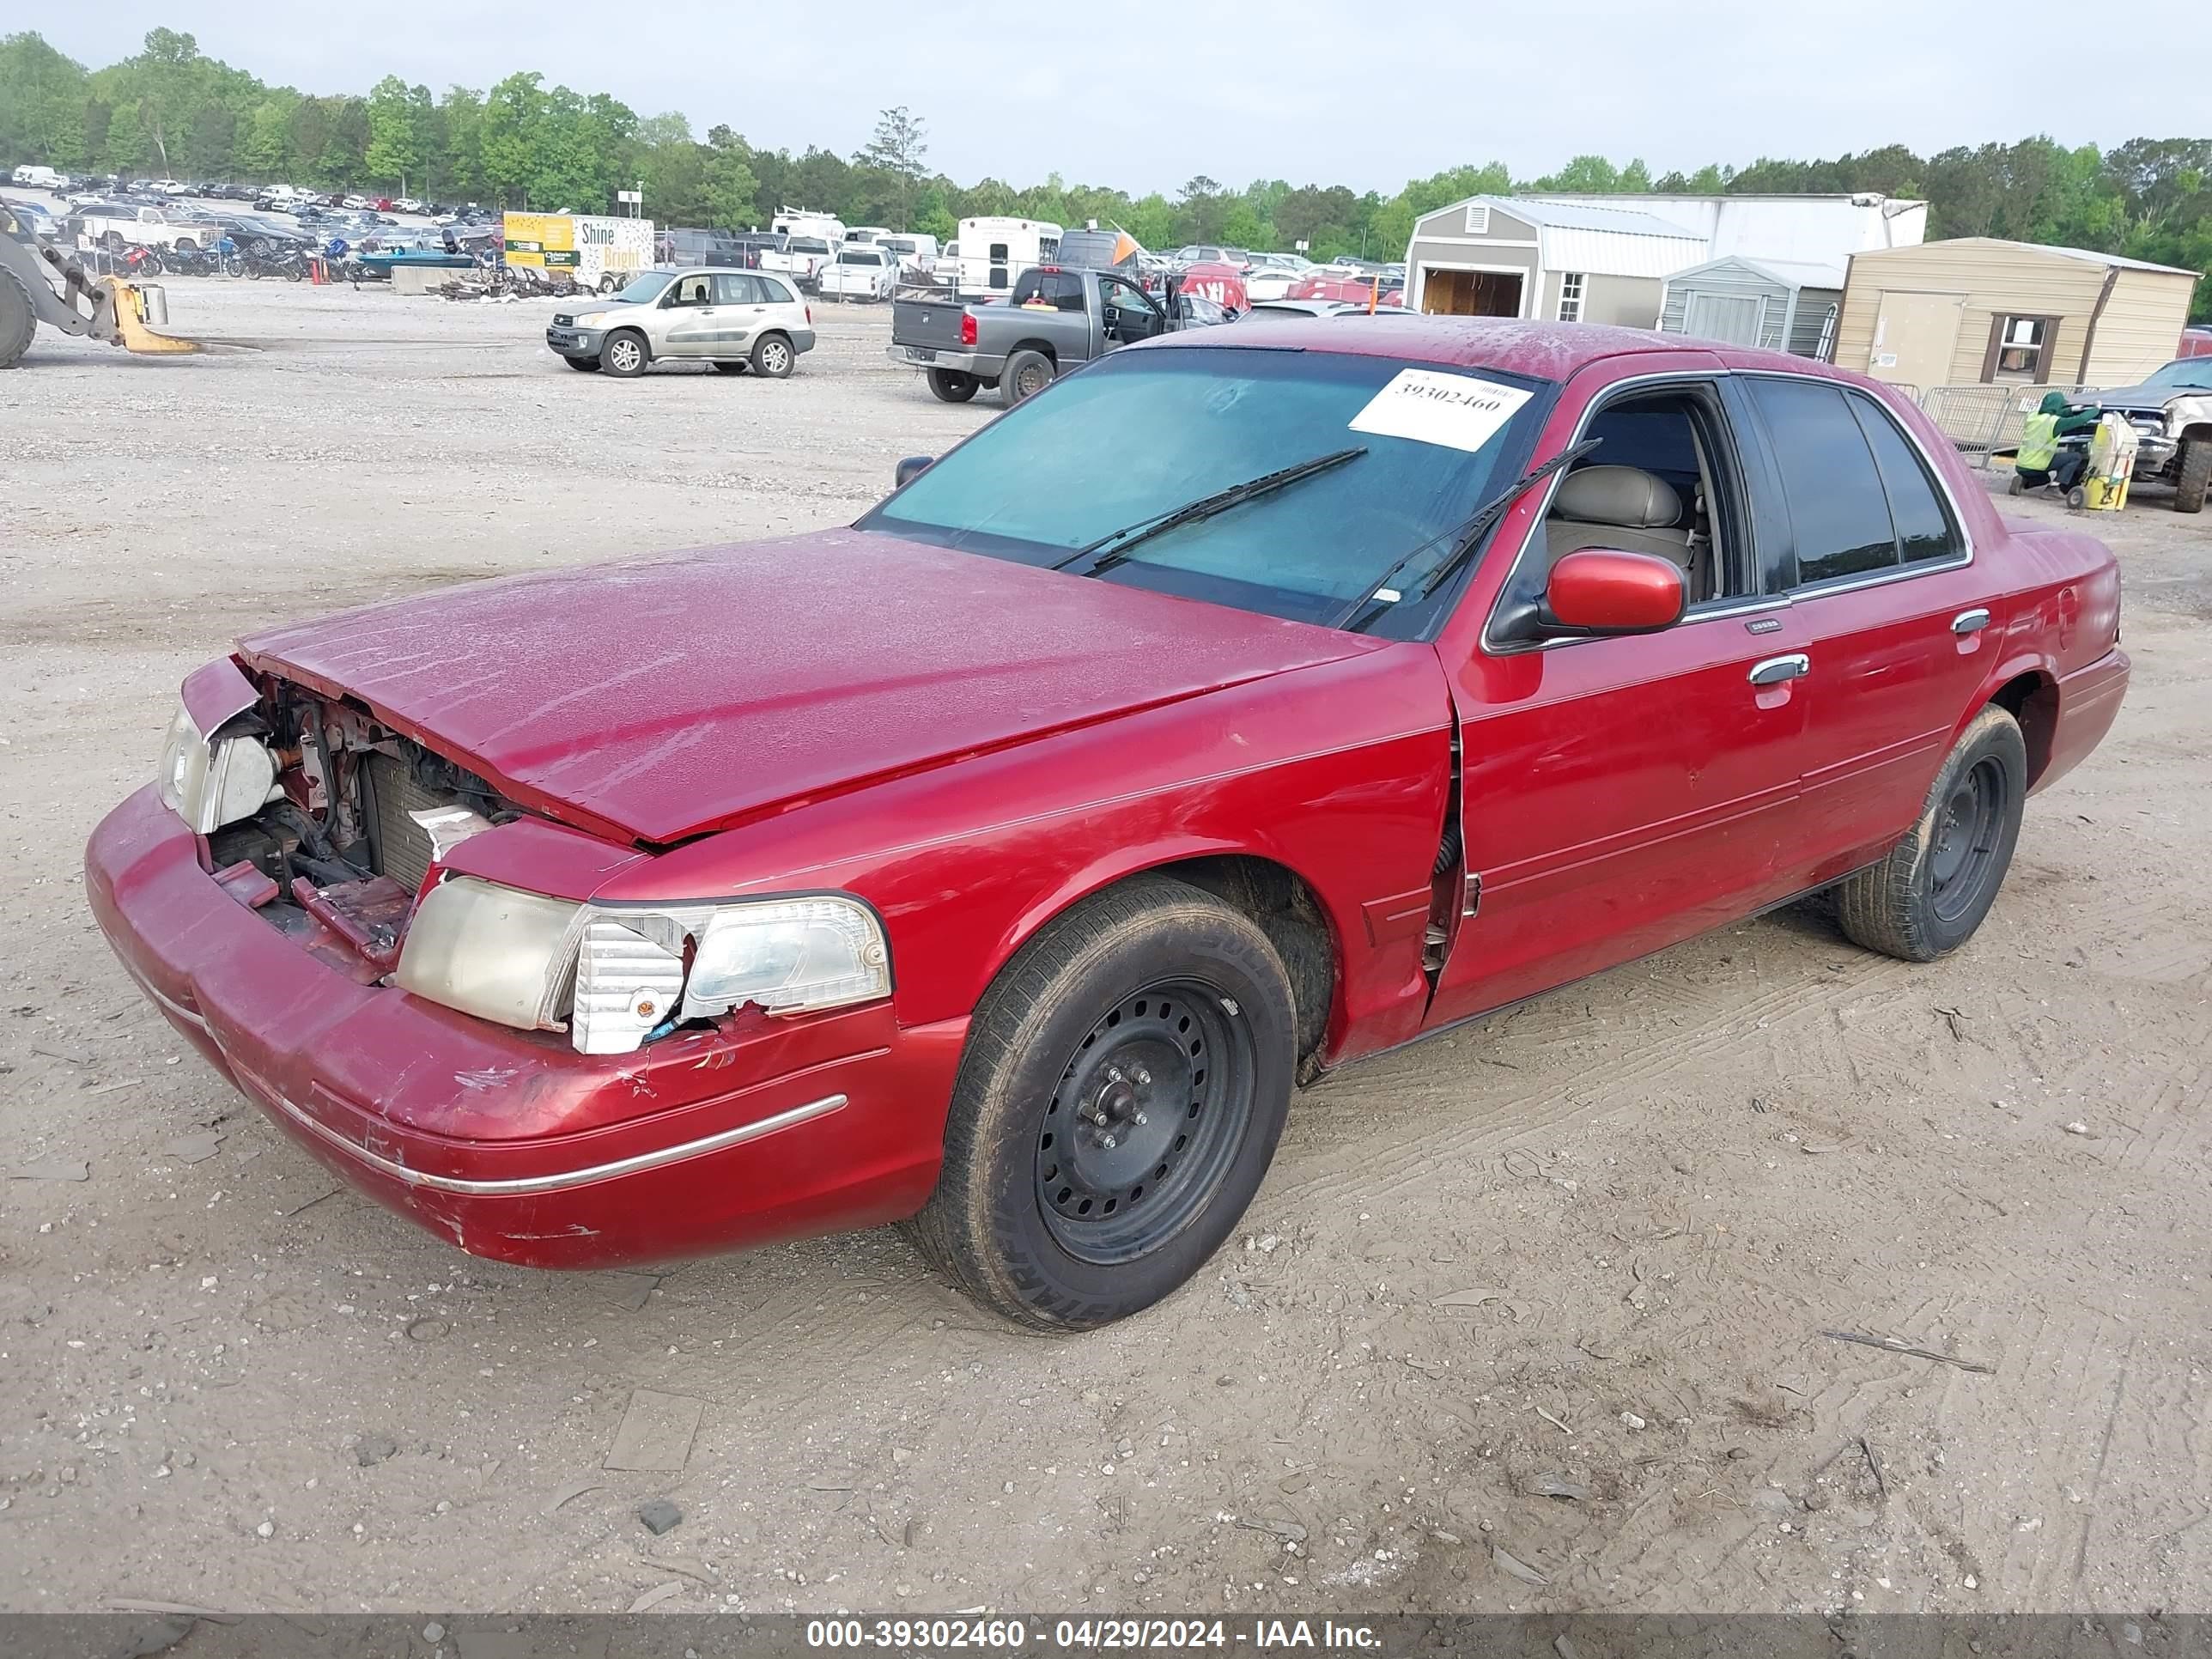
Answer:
1286, 272, 1403, 307
88, 321, 2128, 1329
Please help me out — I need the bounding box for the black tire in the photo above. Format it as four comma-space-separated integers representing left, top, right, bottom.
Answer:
912, 874, 1297, 1331
0, 265, 36, 370
926, 367, 979, 403
2172, 438, 2209, 514
599, 329, 648, 378
598, 275, 616, 295
1000, 348, 1053, 405
713, 360, 746, 374
1834, 705, 2027, 963
750, 332, 794, 378
563, 356, 600, 372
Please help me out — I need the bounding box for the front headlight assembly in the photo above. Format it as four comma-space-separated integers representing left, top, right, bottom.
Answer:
156, 702, 278, 835
393, 880, 891, 1055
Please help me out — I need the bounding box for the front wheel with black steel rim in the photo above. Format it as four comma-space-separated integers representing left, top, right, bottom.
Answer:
750, 332, 794, 379
599, 329, 648, 378
1834, 704, 2026, 962
912, 874, 1297, 1331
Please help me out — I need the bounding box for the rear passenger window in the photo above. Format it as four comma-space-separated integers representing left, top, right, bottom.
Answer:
713, 273, 762, 304
1846, 392, 1963, 564
1748, 378, 1898, 587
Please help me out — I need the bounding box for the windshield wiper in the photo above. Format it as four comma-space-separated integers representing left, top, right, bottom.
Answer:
1052, 447, 1369, 575
1329, 438, 1602, 631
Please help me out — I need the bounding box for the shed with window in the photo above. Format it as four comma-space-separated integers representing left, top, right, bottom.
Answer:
1403, 198, 1705, 325
1832, 239, 2197, 396
1659, 257, 1844, 359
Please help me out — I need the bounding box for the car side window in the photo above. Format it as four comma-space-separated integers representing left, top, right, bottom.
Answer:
1844, 391, 1963, 565
714, 273, 762, 305
757, 276, 794, 306
1746, 377, 1899, 587
666, 274, 714, 307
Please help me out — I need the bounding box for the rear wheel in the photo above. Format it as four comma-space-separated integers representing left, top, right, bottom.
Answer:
0, 266, 37, 370
600, 330, 648, 378
1834, 705, 2026, 962
1001, 349, 1053, 404
926, 367, 979, 403
911, 875, 1297, 1330
750, 332, 794, 379
2172, 438, 2209, 514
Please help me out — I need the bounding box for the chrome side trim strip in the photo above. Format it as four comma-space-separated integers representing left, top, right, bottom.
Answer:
259, 1085, 849, 1196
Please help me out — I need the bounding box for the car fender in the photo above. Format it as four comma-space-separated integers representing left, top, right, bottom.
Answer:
585, 647, 1455, 1064
2166, 392, 2212, 440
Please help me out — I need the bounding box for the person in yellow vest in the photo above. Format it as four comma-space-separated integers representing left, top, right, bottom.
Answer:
2011, 392, 2103, 495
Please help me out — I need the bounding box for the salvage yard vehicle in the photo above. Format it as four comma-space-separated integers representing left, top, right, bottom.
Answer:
69, 200, 217, 253
543, 266, 814, 379
890, 264, 1213, 404
2074, 356, 2212, 512
2, 202, 202, 367
89, 320, 2129, 1331
815, 243, 897, 302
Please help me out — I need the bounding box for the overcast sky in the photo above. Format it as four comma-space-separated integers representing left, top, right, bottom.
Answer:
41, 2, 2212, 195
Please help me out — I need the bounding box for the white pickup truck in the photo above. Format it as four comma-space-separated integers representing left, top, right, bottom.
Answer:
70, 201, 218, 252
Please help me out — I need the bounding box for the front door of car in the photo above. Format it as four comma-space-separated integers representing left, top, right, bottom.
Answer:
657, 271, 719, 355
1100, 275, 1166, 349
1426, 368, 1816, 1028
1733, 374, 2000, 889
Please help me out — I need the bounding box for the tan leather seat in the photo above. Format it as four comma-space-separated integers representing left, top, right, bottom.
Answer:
1544, 465, 1697, 576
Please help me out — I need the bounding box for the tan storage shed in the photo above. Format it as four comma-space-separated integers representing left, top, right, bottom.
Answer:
1834, 239, 2197, 394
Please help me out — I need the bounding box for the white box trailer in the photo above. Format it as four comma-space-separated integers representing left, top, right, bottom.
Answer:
503, 212, 657, 292
948, 216, 1062, 300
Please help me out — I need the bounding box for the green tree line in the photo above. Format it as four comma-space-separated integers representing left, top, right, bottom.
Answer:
6, 29, 2209, 315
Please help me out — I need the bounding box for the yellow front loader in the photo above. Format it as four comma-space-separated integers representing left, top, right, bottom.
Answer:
1, 204, 202, 368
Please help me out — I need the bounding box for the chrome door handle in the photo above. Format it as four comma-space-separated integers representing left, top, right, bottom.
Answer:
1748, 653, 1811, 686
1952, 608, 1991, 635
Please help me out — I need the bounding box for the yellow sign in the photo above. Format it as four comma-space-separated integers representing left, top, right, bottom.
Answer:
502, 212, 578, 270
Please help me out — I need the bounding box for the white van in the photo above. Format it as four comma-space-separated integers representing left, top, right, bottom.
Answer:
875, 232, 939, 280
772, 206, 846, 246
952, 216, 1061, 301
12, 164, 63, 190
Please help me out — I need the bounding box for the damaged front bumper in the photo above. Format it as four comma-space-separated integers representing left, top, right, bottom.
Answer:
86, 786, 965, 1267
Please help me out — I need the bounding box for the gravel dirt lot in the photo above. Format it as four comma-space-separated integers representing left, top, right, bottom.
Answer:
2, 283, 2207, 1619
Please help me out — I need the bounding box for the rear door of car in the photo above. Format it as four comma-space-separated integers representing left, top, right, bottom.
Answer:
1733, 373, 1997, 888
1426, 356, 1815, 1027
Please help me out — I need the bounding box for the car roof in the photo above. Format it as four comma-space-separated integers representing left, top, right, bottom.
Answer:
1143, 316, 1813, 380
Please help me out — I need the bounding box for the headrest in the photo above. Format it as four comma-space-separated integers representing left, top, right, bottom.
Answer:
1553, 465, 1682, 530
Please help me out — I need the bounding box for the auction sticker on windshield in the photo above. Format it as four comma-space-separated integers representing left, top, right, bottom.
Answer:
1348, 368, 1532, 453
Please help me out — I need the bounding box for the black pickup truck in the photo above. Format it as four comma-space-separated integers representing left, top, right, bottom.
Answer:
889, 265, 1217, 404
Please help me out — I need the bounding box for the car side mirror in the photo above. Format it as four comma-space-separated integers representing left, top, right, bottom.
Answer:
895, 455, 933, 488
1542, 550, 1686, 636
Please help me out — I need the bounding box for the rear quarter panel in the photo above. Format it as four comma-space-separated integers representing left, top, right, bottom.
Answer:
585, 647, 1456, 1066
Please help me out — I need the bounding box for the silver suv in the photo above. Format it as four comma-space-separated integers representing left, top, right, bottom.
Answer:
545, 267, 817, 379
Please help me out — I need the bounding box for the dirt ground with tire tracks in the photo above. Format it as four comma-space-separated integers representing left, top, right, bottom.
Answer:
1, 283, 2207, 1619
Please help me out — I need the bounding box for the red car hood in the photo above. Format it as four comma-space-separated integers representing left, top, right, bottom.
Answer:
239, 530, 1382, 845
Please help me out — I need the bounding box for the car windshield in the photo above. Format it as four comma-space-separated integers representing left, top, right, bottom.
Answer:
861, 345, 1551, 633
609, 271, 675, 305
2141, 358, 2212, 392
